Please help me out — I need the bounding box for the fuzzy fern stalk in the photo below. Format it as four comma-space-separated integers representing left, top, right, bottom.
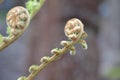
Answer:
17, 18, 88, 80
0, 0, 45, 51
26, 0, 45, 19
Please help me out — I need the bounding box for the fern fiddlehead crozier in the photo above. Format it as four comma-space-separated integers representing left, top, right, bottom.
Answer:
0, 6, 30, 51
18, 18, 88, 80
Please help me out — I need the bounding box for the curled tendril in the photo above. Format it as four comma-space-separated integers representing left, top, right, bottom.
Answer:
7, 6, 30, 30
0, 6, 30, 51
64, 18, 84, 41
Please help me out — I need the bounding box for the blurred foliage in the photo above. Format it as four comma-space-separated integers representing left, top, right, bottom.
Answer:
0, 0, 3, 4
106, 67, 120, 79
26, 0, 45, 18
0, 34, 3, 44
6, 26, 11, 35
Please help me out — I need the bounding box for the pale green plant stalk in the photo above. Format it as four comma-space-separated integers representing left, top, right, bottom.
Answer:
26, 0, 45, 19
18, 18, 88, 80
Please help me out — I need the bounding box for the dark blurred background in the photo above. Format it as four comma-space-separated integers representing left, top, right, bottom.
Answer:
0, 0, 120, 80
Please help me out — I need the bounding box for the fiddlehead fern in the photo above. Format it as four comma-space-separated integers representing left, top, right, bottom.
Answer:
7, 6, 30, 30
0, 1, 88, 80
0, 6, 30, 51
18, 18, 88, 80
0, 0, 45, 51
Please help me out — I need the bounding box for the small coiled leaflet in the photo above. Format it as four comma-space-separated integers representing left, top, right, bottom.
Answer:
0, 6, 30, 51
